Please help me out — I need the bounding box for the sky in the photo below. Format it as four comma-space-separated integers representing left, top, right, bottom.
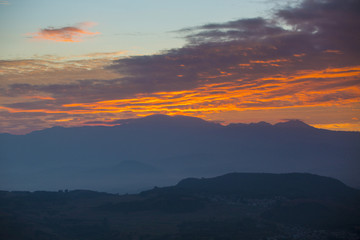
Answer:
0, 0, 359, 134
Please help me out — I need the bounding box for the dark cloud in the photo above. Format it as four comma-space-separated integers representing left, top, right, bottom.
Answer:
277, 0, 360, 51
108, 0, 359, 88
181, 18, 285, 44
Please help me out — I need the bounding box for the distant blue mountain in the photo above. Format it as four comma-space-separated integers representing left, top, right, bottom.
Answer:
0, 114, 359, 193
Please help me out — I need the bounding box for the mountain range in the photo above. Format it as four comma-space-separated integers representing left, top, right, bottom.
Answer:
0, 114, 359, 193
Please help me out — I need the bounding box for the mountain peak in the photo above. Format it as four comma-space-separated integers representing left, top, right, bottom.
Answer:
274, 119, 313, 129
249, 121, 272, 128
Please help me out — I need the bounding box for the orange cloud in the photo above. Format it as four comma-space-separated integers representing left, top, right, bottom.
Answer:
28, 22, 100, 42
53, 65, 360, 117
54, 118, 74, 122
2, 65, 359, 120
311, 123, 360, 132
25, 96, 55, 100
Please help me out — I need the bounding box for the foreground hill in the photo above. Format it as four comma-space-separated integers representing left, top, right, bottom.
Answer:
1, 173, 360, 240
152, 172, 360, 200
1, 114, 359, 192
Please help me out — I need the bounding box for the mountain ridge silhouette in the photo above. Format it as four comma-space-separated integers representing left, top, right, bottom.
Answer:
0, 114, 359, 193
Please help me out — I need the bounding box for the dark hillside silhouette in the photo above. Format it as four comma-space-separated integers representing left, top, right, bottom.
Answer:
1, 173, 359, 240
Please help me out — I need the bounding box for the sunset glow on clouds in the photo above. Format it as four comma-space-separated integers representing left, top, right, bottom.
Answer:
0, 0, 359, 134
28, 22, 100, 42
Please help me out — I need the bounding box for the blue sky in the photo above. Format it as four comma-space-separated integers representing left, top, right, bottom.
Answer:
0, 0, 276, 59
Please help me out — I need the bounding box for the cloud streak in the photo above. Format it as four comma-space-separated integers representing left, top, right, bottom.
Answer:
28, 22, 100, 42
0, 51, 126, 87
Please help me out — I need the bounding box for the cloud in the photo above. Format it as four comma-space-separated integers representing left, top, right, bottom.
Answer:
312, 123, 360, 132
179, 18, 286, 45
2, 65, 359, 115
0, 52, 125, 87
28, 22, 100, 42
0, 1, 9, 5
1, 0, 360, 133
